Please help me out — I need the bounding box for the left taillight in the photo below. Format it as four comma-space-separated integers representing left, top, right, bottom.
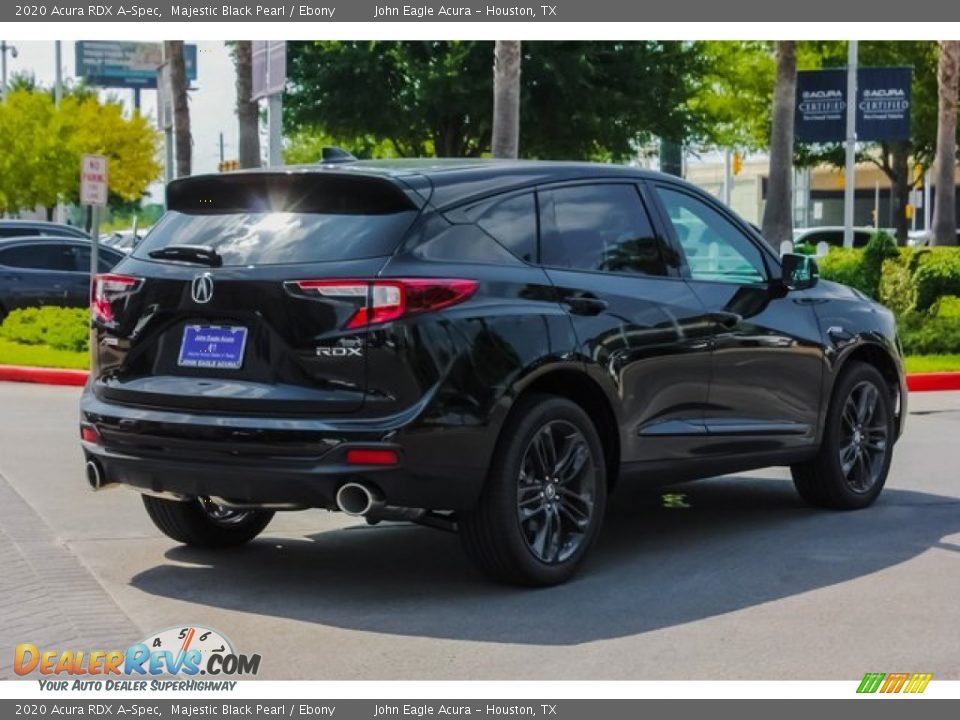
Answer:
290, 278, 478, 330
91, 274, 143, 325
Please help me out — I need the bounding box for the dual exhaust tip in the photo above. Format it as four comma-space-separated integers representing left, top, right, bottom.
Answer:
85, 460, 106, 491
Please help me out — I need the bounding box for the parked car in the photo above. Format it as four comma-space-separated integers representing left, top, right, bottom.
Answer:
102, 228, 149, 254
792, 226, 881, 250
0, 219, 89, 240
907, 229, 960, 247
80, 161, 907, 586
0, 237, 125, 320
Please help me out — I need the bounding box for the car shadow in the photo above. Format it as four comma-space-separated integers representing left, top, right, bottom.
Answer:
129, 476, 960, 645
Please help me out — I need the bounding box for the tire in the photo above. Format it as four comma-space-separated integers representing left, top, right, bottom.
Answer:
791, 362, 895, 510
459, 394, 608, 587
142, 495, 274, 548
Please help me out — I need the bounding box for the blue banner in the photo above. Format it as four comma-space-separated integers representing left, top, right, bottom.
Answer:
75, 41, 198, 89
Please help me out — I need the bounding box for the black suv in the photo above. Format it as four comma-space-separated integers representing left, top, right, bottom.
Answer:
80, 160, 906, 586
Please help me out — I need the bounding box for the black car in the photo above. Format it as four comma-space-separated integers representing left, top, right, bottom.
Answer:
0, 237, 125, 320
0, 219, 90, 239
80, 160, 906, 586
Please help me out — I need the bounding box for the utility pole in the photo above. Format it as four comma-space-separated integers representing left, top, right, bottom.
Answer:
219, 132, 225, 164
54, 42, 64, 224
842, 40, 858, 249
1, 41, 18, 101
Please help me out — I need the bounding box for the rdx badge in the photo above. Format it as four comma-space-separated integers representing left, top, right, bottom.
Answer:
316, 346, 363, 358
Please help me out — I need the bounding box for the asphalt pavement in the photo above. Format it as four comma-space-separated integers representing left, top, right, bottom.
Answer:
0, 382, 958, 680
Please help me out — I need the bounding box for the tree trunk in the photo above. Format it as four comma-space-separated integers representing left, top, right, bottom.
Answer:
233, 41, 261, 169
761, 41, 797, 246
890, 141, 911, 245
165, 41, 192, 178
932, 40, 959, 247
491, 41, 522, 159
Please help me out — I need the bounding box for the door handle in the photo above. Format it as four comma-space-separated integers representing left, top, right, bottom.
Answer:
561, 295, 609, 316
710, 311, 742, 329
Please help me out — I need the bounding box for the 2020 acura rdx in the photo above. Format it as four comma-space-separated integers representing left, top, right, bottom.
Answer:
80, 159, 906, 586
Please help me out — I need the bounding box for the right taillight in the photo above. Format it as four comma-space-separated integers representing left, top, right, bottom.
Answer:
290, 278, 478, 329
91, 274, 143, 324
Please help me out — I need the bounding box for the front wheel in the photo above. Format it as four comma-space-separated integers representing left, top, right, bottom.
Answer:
459, 394, 607, 587
142, 495, 274, 547
791, 362, 895, 510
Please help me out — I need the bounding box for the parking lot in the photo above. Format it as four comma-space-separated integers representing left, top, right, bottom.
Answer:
1, 381, 958, 681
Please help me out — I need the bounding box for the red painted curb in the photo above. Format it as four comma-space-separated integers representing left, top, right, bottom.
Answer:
906, 372, 960, 392
0, 364, 959, 392
0, 365, 89, 387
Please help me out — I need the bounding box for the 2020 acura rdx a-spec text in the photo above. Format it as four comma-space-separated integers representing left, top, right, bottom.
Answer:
80, 159, 906, 586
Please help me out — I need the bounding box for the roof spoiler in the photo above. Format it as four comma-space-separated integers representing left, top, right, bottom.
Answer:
320, 146, 358, 164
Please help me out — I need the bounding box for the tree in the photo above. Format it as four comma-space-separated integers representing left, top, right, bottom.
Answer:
231, 41, 261, 169
491, 41, 521, 158
762, 41, 797, 245
164, 40, 191, 177
285, 41, 704, 161
932, 41, 959, 246
0, 88, 160, 216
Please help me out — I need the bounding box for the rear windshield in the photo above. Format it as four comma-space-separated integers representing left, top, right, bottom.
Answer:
133, 210, 418, 266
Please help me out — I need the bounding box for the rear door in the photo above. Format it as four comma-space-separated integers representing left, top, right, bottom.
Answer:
537, 181, 715, 463
0, 242, 78, 308
92, 172, 422, 416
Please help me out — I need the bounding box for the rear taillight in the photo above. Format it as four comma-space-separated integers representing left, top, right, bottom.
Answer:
91, 274, 143, 324
291, 278, 478, 329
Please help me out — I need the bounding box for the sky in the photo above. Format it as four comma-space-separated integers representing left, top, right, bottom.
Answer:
5, 40, 241, 202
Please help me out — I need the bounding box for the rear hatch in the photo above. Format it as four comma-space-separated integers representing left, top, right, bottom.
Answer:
92, 171, 422, 415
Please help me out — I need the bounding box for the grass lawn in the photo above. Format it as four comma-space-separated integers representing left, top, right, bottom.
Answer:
0, 339, 89, 370
904, 354, 960, 373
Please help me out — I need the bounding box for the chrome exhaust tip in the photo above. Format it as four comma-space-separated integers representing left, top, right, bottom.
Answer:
336, 482, 379, 516
85, 460, 104, 491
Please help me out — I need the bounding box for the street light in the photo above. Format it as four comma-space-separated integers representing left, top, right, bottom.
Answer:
1, 41, 19, 101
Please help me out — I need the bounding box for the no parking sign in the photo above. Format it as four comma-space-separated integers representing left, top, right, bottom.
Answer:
80, 154, 108, 207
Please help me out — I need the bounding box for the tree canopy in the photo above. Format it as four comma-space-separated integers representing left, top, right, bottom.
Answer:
285, 41, 706, 161
0, 88, 161, 215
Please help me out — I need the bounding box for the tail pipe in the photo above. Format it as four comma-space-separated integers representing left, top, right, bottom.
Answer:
335, 482, 383, 517
85, 460, 105, 491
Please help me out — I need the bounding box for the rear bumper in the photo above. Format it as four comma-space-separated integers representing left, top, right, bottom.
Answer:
80, 389, 489, 511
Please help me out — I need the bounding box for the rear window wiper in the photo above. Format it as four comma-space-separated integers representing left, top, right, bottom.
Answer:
147, 245, 223, 267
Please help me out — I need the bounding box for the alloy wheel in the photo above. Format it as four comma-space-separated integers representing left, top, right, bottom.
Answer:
516, 420, 597, 564
838, 380, 890, 494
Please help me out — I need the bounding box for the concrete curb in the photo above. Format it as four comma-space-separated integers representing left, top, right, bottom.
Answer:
2, 363, 960, 392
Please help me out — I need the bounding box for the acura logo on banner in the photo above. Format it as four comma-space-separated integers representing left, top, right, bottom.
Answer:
795, 66, 912, 144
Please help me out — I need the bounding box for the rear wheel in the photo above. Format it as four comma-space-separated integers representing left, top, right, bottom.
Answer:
142, 495, 274, 547
459, 394, 607, 587
791, 362, 895, 510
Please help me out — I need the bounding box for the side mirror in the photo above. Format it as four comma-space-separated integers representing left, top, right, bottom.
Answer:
780, 253, 819, 291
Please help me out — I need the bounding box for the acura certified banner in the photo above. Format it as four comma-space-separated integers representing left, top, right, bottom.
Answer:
795, 66, 913, 144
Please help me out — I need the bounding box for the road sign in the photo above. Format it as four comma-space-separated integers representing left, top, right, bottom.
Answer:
795, 66, 912, 144
80, 155, 108, 207
157, 61, 174, 131
75, 41, 197, 89
251, 41, 286, 100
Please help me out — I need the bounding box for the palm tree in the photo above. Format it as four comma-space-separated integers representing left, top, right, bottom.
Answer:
491, 41, 522, 159
232, 41, 261, 169
761, 41, 797, 246
932, 40, 959, 246
164, 41, 191, 178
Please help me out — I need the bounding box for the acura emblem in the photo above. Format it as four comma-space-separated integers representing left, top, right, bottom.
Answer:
191, 273, 214, 304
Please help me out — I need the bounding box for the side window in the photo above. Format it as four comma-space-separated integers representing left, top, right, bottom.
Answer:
540, 184, 668, 276
655, 186, 766, 284
0, 228, 40, 238
474, 193, 537, 262
0, 244, 74, 271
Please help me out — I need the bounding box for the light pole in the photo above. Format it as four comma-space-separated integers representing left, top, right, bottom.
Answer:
1, 41, 19, 101
842, 40, 858, 249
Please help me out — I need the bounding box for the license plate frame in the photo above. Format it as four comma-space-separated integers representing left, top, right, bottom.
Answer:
177, 324, 248, 370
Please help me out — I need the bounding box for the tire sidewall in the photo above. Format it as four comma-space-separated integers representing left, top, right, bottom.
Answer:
483, 395, 608, 585
822, 364, 895, 508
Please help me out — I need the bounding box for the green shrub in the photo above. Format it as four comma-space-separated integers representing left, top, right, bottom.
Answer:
818, 248, 872, 297
879, 251, 918, 316
860, 232, 899, 300
911, 248, 960, 312
0, 307, 89, 353
898, 313, 960, 355
933, 295, 960, 319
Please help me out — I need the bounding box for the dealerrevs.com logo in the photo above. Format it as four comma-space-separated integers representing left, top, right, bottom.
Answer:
857, 672, 933, 694
14, 626, 260, 690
